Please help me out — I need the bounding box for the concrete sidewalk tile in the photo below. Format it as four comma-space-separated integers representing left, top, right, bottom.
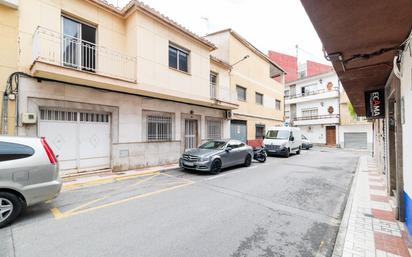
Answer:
370, 185, 386, 191
374, 232, 410, 257
372, 209, 396, 221
370, 195, 390, 202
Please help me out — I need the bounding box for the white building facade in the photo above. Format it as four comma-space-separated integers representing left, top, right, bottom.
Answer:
285, 71, 373, 149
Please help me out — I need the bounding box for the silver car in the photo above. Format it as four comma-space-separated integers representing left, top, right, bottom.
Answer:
0, 136, 62, 228
179, 139, 253, 174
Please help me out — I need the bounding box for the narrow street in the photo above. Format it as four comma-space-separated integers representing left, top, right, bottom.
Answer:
0, 148, 359, 257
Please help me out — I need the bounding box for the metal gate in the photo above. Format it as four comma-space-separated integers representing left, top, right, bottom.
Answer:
344, 132, 367, 149
184, 119, 198, 149
230, 120, 247, 142
39, 108, 111, 171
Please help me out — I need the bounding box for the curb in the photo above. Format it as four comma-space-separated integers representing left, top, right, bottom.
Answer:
331, 156, 363, 257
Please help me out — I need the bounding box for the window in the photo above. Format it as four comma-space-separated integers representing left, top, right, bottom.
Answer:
275, 99, 281, 110
210, 72, 218, 99
62, 16, 96, 71
169, 44, 189, 72
255, 125, 265, 139
302, 108, 318, 118
0, 142, 34, 162
147, 113, 173, 141
284, 90, 290, 97
255, 93, 263, 105
206, 119, 223, 140
236, 85, 246, 101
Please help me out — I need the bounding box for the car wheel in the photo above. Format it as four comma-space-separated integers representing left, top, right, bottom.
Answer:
210, 159, 222, 174
296, 146, 301, 155
284, 148, 290, 158
244, 154, 252, 167
0, 192, 23, 228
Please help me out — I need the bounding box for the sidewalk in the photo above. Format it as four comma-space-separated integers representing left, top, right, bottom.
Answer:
333, 156, 411, 257
61, 163, 179, 191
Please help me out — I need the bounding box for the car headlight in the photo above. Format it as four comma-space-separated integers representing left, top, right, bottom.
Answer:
199, 156, 210, 162
281, 142, 287, 148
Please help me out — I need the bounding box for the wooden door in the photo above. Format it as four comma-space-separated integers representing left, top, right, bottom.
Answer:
325, 126, 336, 146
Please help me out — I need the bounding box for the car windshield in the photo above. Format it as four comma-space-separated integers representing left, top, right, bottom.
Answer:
199, 141, 227, 149
265, 130, 290, 139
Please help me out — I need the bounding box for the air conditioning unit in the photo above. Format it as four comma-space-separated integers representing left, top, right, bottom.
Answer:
225, 110, 233, 120
21, 113, 37, 124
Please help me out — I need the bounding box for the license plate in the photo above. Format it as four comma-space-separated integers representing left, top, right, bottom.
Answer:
183, 161, 194, 167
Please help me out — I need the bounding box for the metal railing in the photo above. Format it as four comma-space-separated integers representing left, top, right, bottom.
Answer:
292, 114, 340, 121
32, 26, 136, 82
285, 88, 339, 100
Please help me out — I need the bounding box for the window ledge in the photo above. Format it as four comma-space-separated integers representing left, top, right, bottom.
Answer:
169, 67, 191, 76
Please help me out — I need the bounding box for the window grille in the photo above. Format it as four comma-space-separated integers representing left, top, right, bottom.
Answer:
255, 125, 265, 139
206, 119, 222, 140
40, 109, 78, 121
302, 108, 318, 117
147, 114, 173, 141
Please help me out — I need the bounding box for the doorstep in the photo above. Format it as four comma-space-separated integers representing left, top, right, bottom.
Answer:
332, 156, 412, 257
61, 163, 179, 191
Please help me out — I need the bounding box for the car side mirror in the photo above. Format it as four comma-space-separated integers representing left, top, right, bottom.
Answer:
290, 136, 294, 141
262, 135, 265, 139
225, 146, 232, 152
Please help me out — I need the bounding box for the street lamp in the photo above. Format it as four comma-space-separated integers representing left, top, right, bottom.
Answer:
230, 55, 250, 71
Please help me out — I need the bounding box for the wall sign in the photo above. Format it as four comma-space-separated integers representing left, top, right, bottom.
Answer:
364, 89, 385, 119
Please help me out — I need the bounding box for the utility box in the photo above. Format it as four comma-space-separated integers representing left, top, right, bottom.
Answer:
21, 113, 37, 124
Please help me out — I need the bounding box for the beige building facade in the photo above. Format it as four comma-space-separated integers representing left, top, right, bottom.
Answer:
0, 0, 238, 174
205, 29, 285, 144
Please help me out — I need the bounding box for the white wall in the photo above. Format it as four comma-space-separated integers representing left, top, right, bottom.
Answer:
299, 125, 326, 144
295, 98, 340, 116
400, 41, 412, 197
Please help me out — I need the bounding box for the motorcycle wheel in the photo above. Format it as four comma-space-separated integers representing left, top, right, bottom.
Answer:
257, 155, 266, 162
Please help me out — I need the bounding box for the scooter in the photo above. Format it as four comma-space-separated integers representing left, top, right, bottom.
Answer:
253, 147, 267, 162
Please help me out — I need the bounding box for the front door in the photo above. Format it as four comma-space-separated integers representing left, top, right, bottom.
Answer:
325, 126, 336, 146
184, 119, 198, 149
230, 120, 247, 142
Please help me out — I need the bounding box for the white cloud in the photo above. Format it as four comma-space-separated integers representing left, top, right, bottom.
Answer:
109, 0, 330, 64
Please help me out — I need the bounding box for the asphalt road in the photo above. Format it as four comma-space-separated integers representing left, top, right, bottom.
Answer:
0, 147, 360, 257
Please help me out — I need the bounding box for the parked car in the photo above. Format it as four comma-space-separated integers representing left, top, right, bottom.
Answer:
0, 136, 62, 228
179, 139, 253, 174
301, 134, 313, 150
263, 126, 302, 157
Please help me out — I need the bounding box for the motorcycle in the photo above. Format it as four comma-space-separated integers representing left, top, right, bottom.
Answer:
253, 147, 267, 162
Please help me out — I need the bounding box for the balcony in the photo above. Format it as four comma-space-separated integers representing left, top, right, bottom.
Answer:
210, 83, 238, 108
291, 114, 340, 126
31, 26, 137, 84
285, 88, 339, 104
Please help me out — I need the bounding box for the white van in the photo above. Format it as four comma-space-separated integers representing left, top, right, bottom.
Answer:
263, 126, 302, 157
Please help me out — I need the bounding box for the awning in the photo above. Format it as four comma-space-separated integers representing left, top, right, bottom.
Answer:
300, 0, 412, 115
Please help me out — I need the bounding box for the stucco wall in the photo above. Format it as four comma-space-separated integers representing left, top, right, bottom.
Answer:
0, 4, 18, 134
17, 77, 230, 170
400, 40, 412, 233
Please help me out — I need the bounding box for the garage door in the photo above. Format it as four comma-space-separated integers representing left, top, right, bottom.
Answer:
344, 132, 367, 149
230, 120, 247, 142
39, 108, 111, 171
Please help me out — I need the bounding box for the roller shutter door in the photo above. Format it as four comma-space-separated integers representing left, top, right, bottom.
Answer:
344, 132, 367, 149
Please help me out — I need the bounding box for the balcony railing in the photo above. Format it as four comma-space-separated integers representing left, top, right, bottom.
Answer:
32, 26, 136, 82
292, 114, 340, 121
285, 88, 339, 100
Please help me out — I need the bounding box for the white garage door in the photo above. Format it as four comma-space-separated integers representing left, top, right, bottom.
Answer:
39, 108, 111, 171
344, 132, 367, 149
